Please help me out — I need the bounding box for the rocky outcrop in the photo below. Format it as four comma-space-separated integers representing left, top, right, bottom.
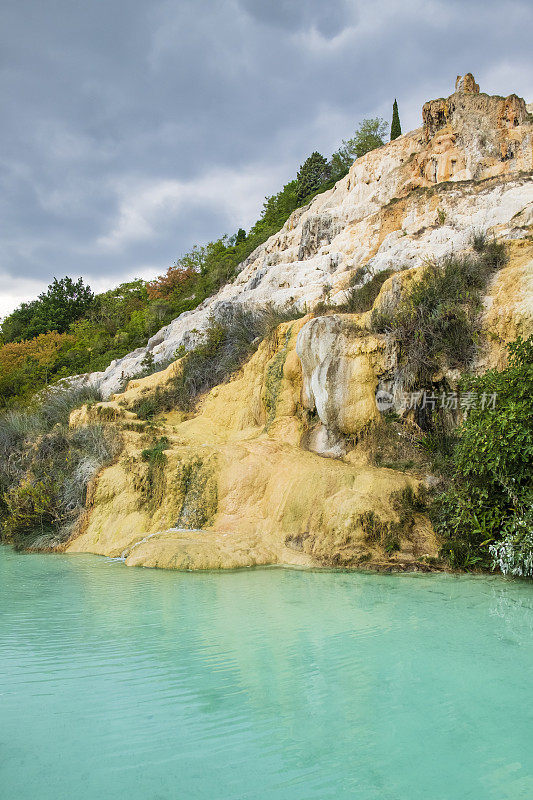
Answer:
296, 316, 385, 455
79, 75, 533, 398
68, 320, 439, 571
63, 75, 533, 572
422, 74, 531, 180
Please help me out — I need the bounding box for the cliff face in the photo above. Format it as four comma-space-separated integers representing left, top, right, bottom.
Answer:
85, 75, 533, 398
66, 76, 533, 571
68, 319, 438, 570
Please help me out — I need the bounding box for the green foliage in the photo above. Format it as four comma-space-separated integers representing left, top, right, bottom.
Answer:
296, 152, 331, 202
434, 336, 533, 573
374, 485, 427, 553
0, 386, 121, 546
141, 437, 170, 464
330, 118, 387, 179
390, 99, 402, 141
2, 277, 95, 343
371, 242, 508, 388
131, 306, 300, 419
264, 328, 292, 427
471, 229, 487, 253
359, 508, 402, 554
3, 477, 59, 541
490, 503, 533, 578
343, 269, 393, 313
358, 484, 426, 554
174, 455, 218, 529
392, 484, 428, 514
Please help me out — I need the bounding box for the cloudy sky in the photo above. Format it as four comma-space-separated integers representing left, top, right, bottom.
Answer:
1, 0, 532, 318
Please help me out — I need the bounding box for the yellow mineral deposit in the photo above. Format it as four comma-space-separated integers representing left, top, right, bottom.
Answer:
67, 75, 533, 571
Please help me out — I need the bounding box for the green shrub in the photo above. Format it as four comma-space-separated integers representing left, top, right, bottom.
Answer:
141, 437, 169, 464
343, 269, 393, 313
434, 336, 533, 573
131, 305, 300, 418
471, 229, 487, 253
0, 386, 121, 546
371, 245, 508, 388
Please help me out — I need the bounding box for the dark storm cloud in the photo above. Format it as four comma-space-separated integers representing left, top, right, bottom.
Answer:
1, 0, 532, 315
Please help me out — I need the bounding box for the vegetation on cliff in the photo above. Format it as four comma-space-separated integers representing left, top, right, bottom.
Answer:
1, 83, 531, 576
434, 335, 533, 576
0, 119, 387, 409
371, 237, 508, 386
0, 387, 121, 547
131, 306, 300, 419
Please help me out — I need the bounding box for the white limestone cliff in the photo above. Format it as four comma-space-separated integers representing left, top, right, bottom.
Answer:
83, 75, 533, 398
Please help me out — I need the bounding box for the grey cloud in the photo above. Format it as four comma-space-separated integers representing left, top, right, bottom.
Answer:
238, 0, 354, 38
1, 0, 532, 316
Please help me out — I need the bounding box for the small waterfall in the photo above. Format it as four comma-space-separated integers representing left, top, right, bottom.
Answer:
116, 527, 208, 562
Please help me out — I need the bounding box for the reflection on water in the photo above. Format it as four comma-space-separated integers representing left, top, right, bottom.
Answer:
1, 548, 532, 800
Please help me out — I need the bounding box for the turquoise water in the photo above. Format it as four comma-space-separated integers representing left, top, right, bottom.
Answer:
1, 549, 532, 800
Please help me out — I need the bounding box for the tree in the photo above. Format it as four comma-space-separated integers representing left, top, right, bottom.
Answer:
330, 118, 388, 179
390, 99, 402, 140
1, 277, 94, 342
0, 332, 73, 405
235, 228, 246, 245
435, 336, 533, 574
296, 152, 331, 202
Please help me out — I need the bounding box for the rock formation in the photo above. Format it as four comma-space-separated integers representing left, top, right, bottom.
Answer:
66, 76, 533, 571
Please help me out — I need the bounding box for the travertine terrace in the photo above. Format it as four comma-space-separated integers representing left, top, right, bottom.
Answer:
67, 76, 533, 571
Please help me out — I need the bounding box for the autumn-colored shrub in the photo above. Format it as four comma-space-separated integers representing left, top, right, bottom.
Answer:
0, 332, 74, 406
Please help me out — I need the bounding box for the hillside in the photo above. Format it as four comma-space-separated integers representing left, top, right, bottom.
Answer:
2, 74, 533, 575
81, 73, 533, 397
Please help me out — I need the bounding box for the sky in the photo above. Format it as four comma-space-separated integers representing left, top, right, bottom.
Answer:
1, 0, 532, 318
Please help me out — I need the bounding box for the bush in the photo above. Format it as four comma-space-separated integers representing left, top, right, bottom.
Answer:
141, 437, 170, 464
371, 244, 508, 388
131, 305, 300, 418
0, 386, 121, 546
489, 501, 533, 577
330, 118, 387, 179
343, 269, 393, 313
433, 336, 533, 573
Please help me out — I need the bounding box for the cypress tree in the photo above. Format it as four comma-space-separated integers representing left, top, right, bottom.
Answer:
390, 99, 402, 140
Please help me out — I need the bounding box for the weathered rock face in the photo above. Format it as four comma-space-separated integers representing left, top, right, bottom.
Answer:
80, 75, 533, 398
66, 235, 533, 572
455, 73, 480, 94
422, 73, 531, 180
63, 75, 533, 573
296, 316, 385, 454
68, 321, 439, 571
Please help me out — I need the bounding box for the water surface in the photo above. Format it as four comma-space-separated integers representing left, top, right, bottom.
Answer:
1, 547, 532, 799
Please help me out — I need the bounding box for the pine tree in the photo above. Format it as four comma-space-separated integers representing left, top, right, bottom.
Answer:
296, 151, 331, 202
390, 99, 402, 141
